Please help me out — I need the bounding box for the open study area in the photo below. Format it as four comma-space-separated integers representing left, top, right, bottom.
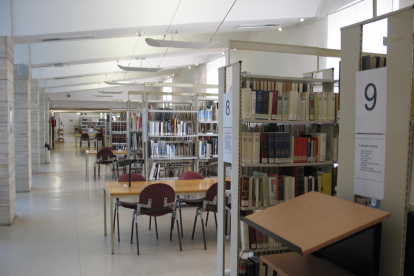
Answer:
1, 1, 414, 276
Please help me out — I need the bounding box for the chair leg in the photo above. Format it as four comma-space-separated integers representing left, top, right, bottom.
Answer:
149, 216, 151, 230
117, 207, 120, 242
176, 217, 183, 252
154, 216, 158, 239
214, 212, 217, 232
191, 210, 198, 240
88, 140, 90, 148
179, 204, 183, 237
98, 164, 100, 178
205, 211, 209, 226
94, 164, 96, 181
170, 214, 174, 240
201, 216, 207, 250
135, 220, 139, 255
113, 205, 117, 232
130, 217, 134, 244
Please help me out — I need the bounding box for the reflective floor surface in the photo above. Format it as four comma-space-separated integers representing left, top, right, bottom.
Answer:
0, 137, 230, 276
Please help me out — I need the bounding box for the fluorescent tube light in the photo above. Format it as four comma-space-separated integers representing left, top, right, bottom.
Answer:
93, 94, 113, 97
145, 38, 217, 49
40, 35, 95, 42
236, 24, 280, 30
54, 75, 83, 80
104, 81, 143, 85
97, 90, 123, 94
118, 64, 162, 72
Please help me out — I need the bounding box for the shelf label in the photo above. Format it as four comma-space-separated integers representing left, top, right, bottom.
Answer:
223, 93, 233, 163
354, 68, 387, 200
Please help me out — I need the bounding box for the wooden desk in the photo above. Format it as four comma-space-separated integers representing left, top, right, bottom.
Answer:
103, 178, 219, 254
85, 150, 127, 181
242, 192, 391, 256
75, 133, 104, 148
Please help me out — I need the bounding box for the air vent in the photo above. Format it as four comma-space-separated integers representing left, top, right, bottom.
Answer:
40, 35, 95, 42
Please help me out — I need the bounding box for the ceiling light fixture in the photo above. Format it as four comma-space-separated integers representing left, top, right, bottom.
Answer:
145, 38, 217, 49
93, 94, 113, 97
195, 63, 198, 66
40, 35, 95, 42
97, 90, 123, 94
236, 23, 280, 30
299, 18, 305, 22
54, 75, 83, 80
222, 52, 225, 55
118, 64, 162, 72
188, 66, 191, 69
278, 27, 282, 31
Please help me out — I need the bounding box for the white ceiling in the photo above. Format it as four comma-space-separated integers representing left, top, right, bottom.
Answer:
0, 0, 355, 101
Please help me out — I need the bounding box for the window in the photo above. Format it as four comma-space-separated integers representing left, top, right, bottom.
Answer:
206, 56, 225, 94
163, 78, 172, 105
326, 0, 399, 79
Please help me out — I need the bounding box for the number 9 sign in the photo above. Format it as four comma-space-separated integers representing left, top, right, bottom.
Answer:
356, 68, 387, 134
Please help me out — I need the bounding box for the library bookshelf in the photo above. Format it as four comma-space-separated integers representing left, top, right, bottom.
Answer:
217, 59, 339, 276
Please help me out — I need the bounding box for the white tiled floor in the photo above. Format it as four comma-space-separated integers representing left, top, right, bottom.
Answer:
0, 137, 230, 276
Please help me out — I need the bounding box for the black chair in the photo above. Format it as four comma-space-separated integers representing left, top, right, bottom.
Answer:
80, 133, 90, 148
93, 148, 119, 180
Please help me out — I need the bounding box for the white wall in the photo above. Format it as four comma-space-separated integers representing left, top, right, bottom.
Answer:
59, 112, 105, 134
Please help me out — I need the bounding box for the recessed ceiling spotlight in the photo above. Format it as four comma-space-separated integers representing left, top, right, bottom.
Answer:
172, 74, 175, 76
188, 66, 191, 69
167, 75, 170, 78
222, 52, 225, 55
278, 27, 282, 31
234, 48, 237, 51
300, 18, 305, 22
195, 63, 198, 66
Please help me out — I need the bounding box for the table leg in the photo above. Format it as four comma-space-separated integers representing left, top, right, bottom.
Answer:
86, 153, 89, 181
104, 188, 107, 236
75, 135, 78, 148
110, 196, 114, 254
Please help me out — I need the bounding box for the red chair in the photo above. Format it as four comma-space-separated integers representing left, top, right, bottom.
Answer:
177, 171, 204, 237
93, 148, 119, 180
95, 132, 104, 148
131, 183, 182, 255
178, 171, 204, 180
179, 181, 231, 249
80, 133, 90, 148
113, 173, 146, 242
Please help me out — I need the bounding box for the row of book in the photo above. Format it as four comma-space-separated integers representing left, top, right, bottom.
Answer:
198, 138, 218, 158
111, 122, 127, 132
240, 167, 336, 208
362, 55, 386, 70
148, 105, 193, 121
112, 134, 127, 144
239, 255, 284, 276
130, 113, 143, 132
242, 88, 338, 122
198, 103, 218, 121
149, 141, 194, 159
149, 162, 193, 180
148, 120, 194, 136
199, 122, 217, 134
241, 132, 327, 164
130, 133, 142, 151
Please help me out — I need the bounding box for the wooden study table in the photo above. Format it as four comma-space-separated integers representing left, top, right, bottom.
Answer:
85, 149, 127, 181
103, 178, 220, 254
74, 133, 105, 148
242, 192, 391, 275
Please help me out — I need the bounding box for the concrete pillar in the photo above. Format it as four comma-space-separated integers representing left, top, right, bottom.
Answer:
31, 79, 40, 174
0, 37, 16, 225
39, 87, 45, 164
14, 64, 31, 192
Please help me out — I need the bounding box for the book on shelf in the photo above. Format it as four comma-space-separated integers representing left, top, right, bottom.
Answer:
111, 122, 127, 132
149, 141, 194, 159
148, 120, 194, 136
362, 55, 387, 70
198, 138, 218, 158
198, 102, 218, 122
239, 166, 334, 208
130, 113, 143, 131
241, 131, 331, 165
242, 81, 337, 122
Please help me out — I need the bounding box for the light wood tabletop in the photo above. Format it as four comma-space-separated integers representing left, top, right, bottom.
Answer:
261, 252, 354, 276
104, 178, 220, 196
243, 191, 391, 256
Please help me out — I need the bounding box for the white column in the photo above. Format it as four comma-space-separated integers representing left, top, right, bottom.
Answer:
14, 64, 31, 192
0, 37, 16, 225
31, 79, 40, 174
39, 88, 45, 164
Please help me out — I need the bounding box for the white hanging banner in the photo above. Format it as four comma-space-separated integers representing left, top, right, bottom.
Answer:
354, 67, 387, 200
223, 93, 233, 163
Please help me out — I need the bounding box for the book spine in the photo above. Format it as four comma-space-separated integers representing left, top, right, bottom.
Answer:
271, 91, 278, 120
309, 93, 315, 120
252, 133, 261, 164
260, 133, 269, 163
276, 94, 283, 120
268, 133, 275, 164
251, 91, 256, 118
282, 92, 289, 121
255, 90, 263, 119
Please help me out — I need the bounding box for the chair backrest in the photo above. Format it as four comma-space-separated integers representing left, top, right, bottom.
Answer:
206, 181, 231, 202
118, 173, 146, 182
178, 171, 204, 180
95, 132, 104, 139
97, 148, 114, 160
81, 133, 89, 139
139, 183, 175, 209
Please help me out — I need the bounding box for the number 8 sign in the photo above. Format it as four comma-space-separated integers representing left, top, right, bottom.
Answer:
355, 67, 387, 134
